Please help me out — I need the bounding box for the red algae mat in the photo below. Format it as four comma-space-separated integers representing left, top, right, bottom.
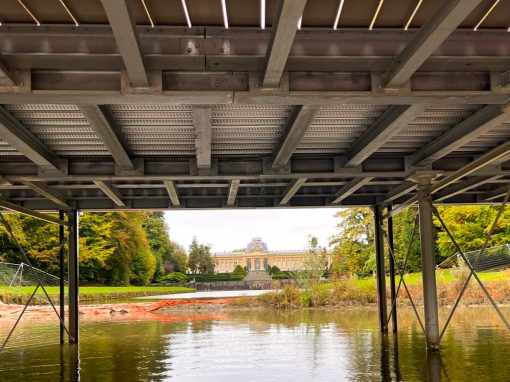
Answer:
0, 298, 239, 323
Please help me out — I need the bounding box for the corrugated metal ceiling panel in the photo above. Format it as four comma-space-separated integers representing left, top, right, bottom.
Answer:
212, 104, 292, 156
296, 104, 389, 154
108, 104, 195, 157
378, 104, 484, 154
3, 104, 111, 158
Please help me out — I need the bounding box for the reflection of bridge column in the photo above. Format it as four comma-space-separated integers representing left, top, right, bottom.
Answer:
374, 205, 388, 333
68, 210, 79, 343
426, 350, 442, 382
412, 172, 440, 351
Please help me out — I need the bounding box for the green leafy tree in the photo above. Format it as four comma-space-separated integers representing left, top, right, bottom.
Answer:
433, 205, 510, 260
168, 241, 188, 273
79, 213, 115, 282
392, 208, 422, 272
330, 208, 375, 277
142, 212, 172, 281
188, 237, 214, 274
108, 212, 156, 285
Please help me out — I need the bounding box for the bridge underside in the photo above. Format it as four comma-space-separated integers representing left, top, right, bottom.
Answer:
0, 0, 509, 212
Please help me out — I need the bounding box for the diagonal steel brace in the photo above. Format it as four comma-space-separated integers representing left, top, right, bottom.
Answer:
429, 190, 510, 341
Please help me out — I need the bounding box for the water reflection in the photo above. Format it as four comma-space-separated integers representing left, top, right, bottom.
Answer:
0, 307, 509, 381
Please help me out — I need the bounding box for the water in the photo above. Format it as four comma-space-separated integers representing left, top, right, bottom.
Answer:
0, 306, 509, 381
136, 289, 274, 300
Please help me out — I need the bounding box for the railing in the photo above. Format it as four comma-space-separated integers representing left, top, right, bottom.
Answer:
0, 262, 64, 287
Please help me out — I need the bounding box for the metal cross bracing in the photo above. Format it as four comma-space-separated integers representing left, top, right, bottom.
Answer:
376, 182, 510, 351
0, 210, 73, 354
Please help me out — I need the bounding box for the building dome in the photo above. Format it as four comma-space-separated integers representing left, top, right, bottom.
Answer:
246, 237, 268, 252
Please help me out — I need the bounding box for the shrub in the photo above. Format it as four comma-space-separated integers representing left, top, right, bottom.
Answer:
231, 265, 247, 280
272, 272, 291, 279
187, 273, 232, 282
161, 272, 188, 283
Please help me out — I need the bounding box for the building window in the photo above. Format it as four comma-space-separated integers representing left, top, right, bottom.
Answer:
255, 259, 260, 270
247, 259, 251, 271
263, 258, 268, 270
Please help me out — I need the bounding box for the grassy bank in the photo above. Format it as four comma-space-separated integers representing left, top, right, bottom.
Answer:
0, 285, 195, 305
231, 269, 510, 309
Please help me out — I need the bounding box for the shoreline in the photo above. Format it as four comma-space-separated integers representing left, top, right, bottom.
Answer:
1, 297, 507, 323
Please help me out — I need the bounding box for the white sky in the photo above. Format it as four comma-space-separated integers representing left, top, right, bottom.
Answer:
164, 208, 343, 253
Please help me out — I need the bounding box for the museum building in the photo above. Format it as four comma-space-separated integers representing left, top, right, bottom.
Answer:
213, 238, 332, 273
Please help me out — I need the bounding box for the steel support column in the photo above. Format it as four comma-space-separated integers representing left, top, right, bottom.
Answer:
58, 210, 65, 345
67, 210, 79, 343
387, 206, 397, 333
415, 174, 440, 351
374, 205, 388, 333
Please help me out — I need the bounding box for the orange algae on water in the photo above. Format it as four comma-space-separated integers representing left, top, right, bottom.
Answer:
0, 298, 238, 323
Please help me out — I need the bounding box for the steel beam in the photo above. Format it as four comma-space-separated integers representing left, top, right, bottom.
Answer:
432, 139, 510, 194
21, 181, 70, 208
101, 0, 149, 88
67, 210, 79, 344
280, 178, 307, 205
164, 180, 180, 206
332, 177, 373, 204
262, 0, 307, 88
411, 104, 510, 167
0, 198, 68, 226
193, 106, 212, 170
343, 105, 426, 167
374, 205, 388, 333
0, 59, 16, 87
93, 181, 125, 207
227, 179, 240, 206
272, 106, 318, 168
380, 181, 417, 204
79, 105, 134, 171
0, 106, 59, 169
392, 139, 510, 213
0, 177, 12, 188
381, 0, 483, 89
413, 173, 440, 351
482, 185, 510, 201
435, 175, 502, 201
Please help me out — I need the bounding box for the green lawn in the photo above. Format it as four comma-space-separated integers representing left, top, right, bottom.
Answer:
0, 285, 195, 305
322, 269, 510, 289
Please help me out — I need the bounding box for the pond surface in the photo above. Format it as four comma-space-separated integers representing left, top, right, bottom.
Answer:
136, 289, 274, 300
0, 306, 509, 381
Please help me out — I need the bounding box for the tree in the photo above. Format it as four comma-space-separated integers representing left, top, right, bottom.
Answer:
108, 212, 156, 285
302, 235, 328, 283
433, 205, 510, 260
168, 241, 188, 273
329, 208, 375, 277
392, 208, 422, 272
79, 213, 115, 282
188, 237, 215, 274
142, 212, 172, 281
